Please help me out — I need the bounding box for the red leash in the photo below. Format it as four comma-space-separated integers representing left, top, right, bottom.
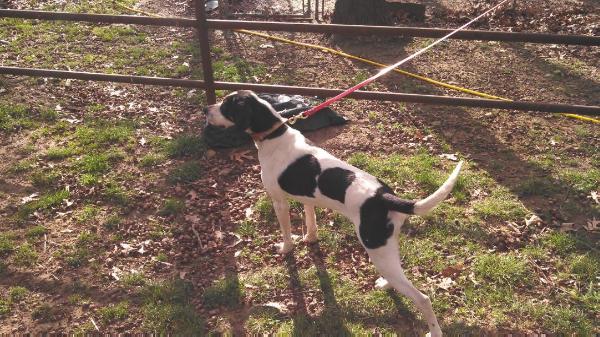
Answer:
288, 0, 511, 124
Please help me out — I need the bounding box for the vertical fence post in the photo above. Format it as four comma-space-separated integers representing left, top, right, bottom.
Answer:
314, 0, 318, 21
195, 0, 216, 105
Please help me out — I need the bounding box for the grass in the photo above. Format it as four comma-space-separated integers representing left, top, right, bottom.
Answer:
46, 146, 79, 160
203, 274, 244, 309
569, 254, 599, 283
560, 168, 600, 193
25, 226, 48, 240
121, 272, 147, 287
98, 301, 129, 323
167, 161, 202, 184
32, 303, 61, 322
9, 286, 29, 302
472, 187, 528, 221
474, 254, 530, 287
12, 244, 38, 267
158, 198, 185, 217
141, 279, 204, 334
0, 234, 15, 255
18, 189, 70, 220
30, 169, 60, 188
0, 299, 10, 316
165, 135, 206, 158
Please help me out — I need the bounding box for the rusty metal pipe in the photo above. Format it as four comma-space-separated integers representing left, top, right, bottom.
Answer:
1, 67, 598, 115
1, 9, 598, 45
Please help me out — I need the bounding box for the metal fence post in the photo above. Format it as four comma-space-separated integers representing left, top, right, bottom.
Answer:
195, 0, 217, 105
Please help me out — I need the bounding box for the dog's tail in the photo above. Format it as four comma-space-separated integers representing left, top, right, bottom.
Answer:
382, 161, 463, 216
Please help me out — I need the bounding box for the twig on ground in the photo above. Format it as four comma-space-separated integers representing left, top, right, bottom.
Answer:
190, 225, 204, 249
90, 317, 99, 331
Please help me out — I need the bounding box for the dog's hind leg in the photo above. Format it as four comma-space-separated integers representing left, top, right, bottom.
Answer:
303, 205, 318, 243
273, 199, 295, 254
368, 244, 443, 337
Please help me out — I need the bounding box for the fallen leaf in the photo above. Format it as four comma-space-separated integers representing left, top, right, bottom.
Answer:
21, 193, 39, 204
441, 264, 464, 278
588, 191, 599, 204
525, 214, 543, 227
439, 153, 458, 161
437, 277, 455, 290
584, 218, 599, 232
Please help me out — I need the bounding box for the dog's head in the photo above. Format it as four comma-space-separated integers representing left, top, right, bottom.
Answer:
204, 90, 282, 135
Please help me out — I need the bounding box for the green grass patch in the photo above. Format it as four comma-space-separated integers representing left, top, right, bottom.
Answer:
32, 303, 61, 322
98, 301, 129, 323
0, 299, 11, 316
167, 161, 202, 184
74, 122, 133, 149
0, 103, 35, 132
121, 272, 147, 287
0, 234, 15, 255
560, 168, 600, 194
254, 195, 275, 222
474, 254, 530, 287
46, 146, 79, 160
102, 184, 130, 205
158, 198, 185, 217
203, 274, 244, 309
12, 244, 38, 267
165, 135, 206, 158
103, 213, 122, 230
76, 204, 100, 223
9, 286, 29, 302
25, 226, 48, 240
19, 189, 69, 219
473, 187, 528, 221
240, 266, 288, 303
213, 57, 267, 82
569, 254, 599, 283
139, 152, 166, 167
30, 169, 60, 188
141, 279, 204, 334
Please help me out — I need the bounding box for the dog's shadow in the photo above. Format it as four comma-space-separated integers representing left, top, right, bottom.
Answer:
282, 243, 425, 336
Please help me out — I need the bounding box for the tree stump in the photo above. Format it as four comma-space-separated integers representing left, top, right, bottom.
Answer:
331, 0, 425, 26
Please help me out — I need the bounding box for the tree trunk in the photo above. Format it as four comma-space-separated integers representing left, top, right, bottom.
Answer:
331, 0, 395, 26
331, 0, 426, 25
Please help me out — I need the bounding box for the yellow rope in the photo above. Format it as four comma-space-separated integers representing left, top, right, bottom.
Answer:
114, 2, 599, 124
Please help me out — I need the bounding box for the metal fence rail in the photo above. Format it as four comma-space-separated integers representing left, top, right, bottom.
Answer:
1, 9, 599, 46
0, 6, 598, 114
1, 66, 598, 115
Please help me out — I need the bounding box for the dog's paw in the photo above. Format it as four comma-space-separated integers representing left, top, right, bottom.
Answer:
375, 277, 391, 290
275, 242, 295, 255
302, 234, 318, 243
426, 327, 443, 337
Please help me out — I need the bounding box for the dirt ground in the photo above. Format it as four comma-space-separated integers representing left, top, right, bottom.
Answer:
0, 0, 598, 335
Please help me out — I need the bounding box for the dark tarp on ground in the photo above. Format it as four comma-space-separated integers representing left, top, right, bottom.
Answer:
203, 94, 348, 148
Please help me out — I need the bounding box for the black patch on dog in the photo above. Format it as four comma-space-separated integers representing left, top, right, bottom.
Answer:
220, 90, 280, 134
376, 178, 415, 214
359, 186, 395, 249
318, 167, 356, 203
278, 154, 321, 197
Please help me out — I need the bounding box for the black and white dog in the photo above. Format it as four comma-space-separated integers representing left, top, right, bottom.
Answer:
205, 90, 463, 337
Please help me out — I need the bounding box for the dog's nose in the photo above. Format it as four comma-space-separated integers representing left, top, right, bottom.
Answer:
202, 106, 208, 114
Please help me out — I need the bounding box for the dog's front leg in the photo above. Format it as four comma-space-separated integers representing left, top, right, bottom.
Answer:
272, 199, 294, 254
303, 205, 318, 243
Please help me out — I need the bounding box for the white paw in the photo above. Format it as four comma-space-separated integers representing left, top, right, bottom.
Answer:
302, 233, 318, 243
275, 242, 294, 254
375, 277, 391, 290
